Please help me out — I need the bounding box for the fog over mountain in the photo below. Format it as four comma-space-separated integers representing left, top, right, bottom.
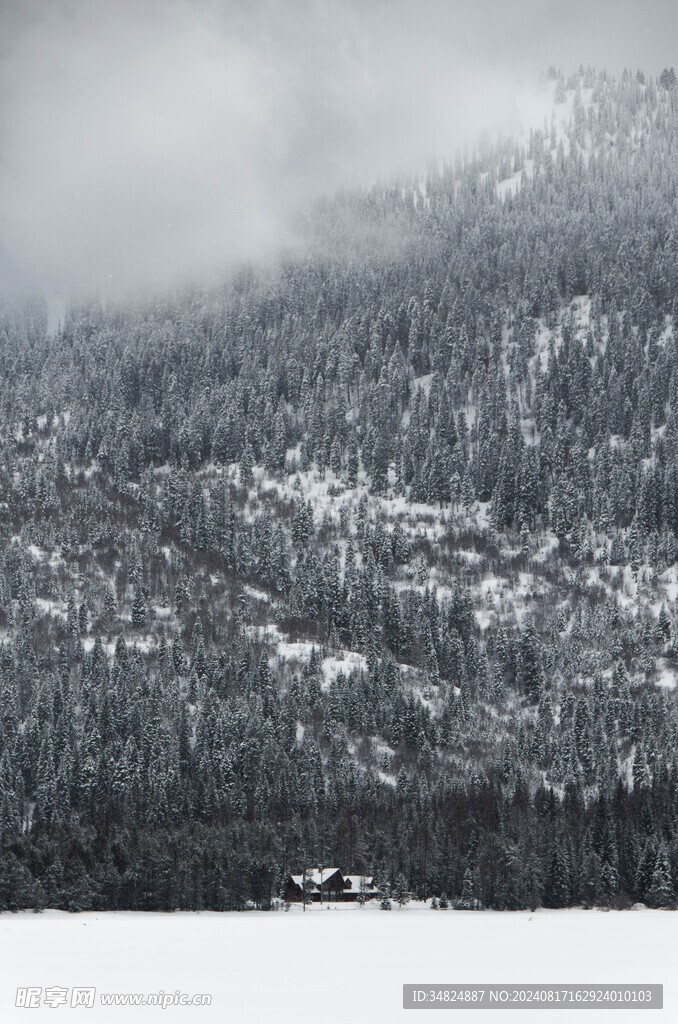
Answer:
1, 0, 676, 298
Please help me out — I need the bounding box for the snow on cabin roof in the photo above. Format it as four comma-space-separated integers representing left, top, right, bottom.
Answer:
289, 868, 343, 887
306, 867, 341, 886
288, 871, 380, 894
344, 875, 378, 891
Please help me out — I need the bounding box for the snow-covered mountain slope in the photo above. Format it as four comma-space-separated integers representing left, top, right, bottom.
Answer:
1, 66, 678, 913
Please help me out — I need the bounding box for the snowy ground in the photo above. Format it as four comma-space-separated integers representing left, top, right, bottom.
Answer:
1, 905, 676, 1023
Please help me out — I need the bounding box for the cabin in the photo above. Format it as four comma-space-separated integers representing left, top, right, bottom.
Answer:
284, 868, 381, 903
285, 867, 346, 903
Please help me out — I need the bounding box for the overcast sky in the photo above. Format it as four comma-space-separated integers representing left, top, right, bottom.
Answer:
1, 0, 676, 299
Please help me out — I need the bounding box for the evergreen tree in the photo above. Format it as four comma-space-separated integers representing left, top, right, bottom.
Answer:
131, 587, 148, 630
392, 873, 411, 909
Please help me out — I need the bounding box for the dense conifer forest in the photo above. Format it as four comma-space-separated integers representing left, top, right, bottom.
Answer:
1, 67, 677, 912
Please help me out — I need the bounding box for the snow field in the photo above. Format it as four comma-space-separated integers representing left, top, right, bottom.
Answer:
0, 906, 676, 1024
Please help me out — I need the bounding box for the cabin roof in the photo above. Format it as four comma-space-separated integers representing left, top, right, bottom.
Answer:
343, 875, 376, 890
305, 867, 342, 886
287, 869, 380, 894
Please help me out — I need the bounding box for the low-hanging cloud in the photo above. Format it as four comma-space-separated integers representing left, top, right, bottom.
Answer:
1, 0, 676, 300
